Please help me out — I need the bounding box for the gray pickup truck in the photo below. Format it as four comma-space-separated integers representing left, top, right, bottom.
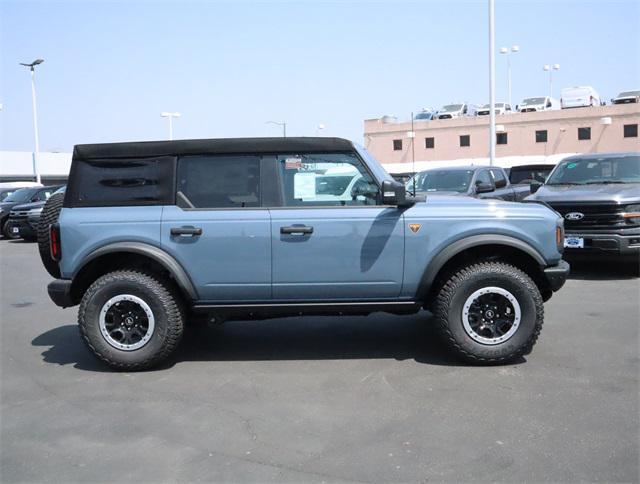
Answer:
527, 152, 640, 259
408, 165, 531, 201
39, 137, 568, 370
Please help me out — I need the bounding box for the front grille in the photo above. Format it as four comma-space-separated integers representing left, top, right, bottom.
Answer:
521, 108, 536, 112
9, 211, 29, 218
477, 111, 489, 116
438, 114, 452, 119
549, 202, 635, 231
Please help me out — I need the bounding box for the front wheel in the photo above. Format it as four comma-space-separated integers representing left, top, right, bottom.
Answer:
78, 270, 185, 370
434, 262, 544, 364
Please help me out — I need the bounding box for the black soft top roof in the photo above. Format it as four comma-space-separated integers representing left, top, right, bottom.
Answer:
73, 137, 355, 160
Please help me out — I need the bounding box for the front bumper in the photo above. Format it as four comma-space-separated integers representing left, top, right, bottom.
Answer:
564, 230, 640, 256
7, 217, 38, 238
544, 260, 570, 292
48, 279, 74, 308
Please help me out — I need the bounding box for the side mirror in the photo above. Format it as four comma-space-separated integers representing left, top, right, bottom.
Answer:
382, 180, 414, 207
530, 180, 543, 194
475, 183, 495, 194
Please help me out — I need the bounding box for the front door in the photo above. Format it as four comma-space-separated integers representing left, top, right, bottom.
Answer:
269, 152, 405, 300
161, 154, 271, 302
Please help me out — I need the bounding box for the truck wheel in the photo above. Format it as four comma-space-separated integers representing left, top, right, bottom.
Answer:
78, 270, 184, 371
37, 192, 65, 278
434, 261, 543, 364
2, 219, 19, 239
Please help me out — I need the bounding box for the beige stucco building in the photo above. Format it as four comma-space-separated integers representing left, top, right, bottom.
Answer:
364, 104, 640, 173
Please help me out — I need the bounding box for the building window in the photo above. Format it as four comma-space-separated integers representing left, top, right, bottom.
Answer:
536, 130, 548, 143
578, 127, 591, 140
460, 135, 470, 147
624, 124, 638, 138
496, 132, 508, 145
425, 137, 435, 149
393, 139, 403, 151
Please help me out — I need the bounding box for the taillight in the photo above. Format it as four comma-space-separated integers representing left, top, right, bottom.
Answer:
50, 223, 61, 261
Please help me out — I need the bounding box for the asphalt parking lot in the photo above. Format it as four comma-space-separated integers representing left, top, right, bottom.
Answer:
1, 239, 638, 483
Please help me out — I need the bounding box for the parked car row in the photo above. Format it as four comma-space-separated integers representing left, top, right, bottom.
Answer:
404, 152, 640, 259
413, 88, 638, 121
0, 185, 64, 239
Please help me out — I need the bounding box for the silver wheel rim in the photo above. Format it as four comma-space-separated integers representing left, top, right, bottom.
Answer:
99, 294, 155, 351
462, 286, 521, 345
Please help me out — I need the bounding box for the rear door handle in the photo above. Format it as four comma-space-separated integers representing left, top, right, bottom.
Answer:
170, 226, 203, 236
280, 225, 313, 235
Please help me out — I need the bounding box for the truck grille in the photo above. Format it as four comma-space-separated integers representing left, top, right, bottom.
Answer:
438, 114, 452, 119
548, 203, 635, 230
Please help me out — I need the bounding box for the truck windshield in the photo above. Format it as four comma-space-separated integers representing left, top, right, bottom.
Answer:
619, 91, 640, 97
409, 170, 474, 193
2, 188, 37, 203
440, 104, 463, 112
547, 156, 640, 185
520, 97, 545, 106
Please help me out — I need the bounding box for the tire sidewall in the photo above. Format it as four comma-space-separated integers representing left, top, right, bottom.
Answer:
81, 276, 172, 366
446, 267, 538, 361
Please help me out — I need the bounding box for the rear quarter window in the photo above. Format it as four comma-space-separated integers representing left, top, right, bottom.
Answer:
65, 156, 175, 207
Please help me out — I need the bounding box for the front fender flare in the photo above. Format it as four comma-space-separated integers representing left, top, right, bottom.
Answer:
75, 241, 198, 300
417, 234, 547, 298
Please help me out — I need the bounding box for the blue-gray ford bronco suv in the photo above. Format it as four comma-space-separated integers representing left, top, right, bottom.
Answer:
41, 137, 569, 370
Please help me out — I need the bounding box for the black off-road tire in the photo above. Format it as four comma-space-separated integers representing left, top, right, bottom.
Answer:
37, 192, 65, 278
434, 261, 544, 364
78, 270, 185, 371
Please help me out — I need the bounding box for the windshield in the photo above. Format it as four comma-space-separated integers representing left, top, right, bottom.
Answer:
408, 170, 474, 193
521, 97, 545, 106
2, 187, 37, 203
0, 189, 16, 201
414, 112, 432, 119
480, 103, 504, 109
547, 156, 640, 185
618, 91, 640, 97
440, 104, 463, 113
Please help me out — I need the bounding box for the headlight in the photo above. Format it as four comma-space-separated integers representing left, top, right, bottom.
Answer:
28, 207, 43, 216
622, 204, 640, 224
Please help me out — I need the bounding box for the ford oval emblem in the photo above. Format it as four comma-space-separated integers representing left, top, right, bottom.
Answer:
565, 212, 584, 221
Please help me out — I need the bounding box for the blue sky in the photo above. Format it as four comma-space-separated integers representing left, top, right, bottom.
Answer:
1, 0, 638, 152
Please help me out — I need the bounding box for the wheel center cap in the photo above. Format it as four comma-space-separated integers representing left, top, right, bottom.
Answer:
125, 316, 134, 325
485, 310, 495, 319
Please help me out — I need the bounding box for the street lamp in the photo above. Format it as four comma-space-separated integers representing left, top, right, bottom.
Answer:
543, 64, 560, 98
499, 45, 519, 107
19, 59, 44, 184
316, 124, 325, 136
266, 120, 287, 137
160, 112, 181, 140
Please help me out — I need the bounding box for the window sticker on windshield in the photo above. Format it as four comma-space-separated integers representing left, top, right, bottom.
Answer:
567, 163, 577, 169
285, 157, 302, 170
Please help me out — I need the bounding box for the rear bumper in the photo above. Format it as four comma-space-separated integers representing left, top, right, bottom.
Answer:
48, 279, 74, 308
544, 260, 570, 292
564, 230, 640, 256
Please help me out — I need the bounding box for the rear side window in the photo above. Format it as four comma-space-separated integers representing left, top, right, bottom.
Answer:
177, 155, 261, 208
66, 156, 175, 207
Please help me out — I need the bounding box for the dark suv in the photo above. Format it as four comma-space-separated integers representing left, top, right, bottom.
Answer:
527, 152, 640, 259
0, 186, 62, 239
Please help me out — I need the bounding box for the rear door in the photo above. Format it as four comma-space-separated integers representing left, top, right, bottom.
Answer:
268, 152, 405, 300
161, 154, 271, 302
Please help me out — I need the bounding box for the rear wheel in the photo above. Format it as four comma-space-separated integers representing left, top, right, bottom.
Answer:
434, 261, 543, 364
37, 192, 65, 278
78, 270, 185, 370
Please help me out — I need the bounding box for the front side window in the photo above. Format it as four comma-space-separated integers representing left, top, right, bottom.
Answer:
475, 170, 493, 186
490, 169, 507, 188
547, 155, 640, 185
277, 152, 379, 207
177, 155, 260, 208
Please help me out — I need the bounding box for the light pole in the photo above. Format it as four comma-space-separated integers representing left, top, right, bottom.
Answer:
266, 120, 287, 137
315, 124, 325, 136
19, 59, 44, 184
160, 112, 181, 140
488, 0, 496, 166
543, 64, 560, 98
499, 45, 519, 107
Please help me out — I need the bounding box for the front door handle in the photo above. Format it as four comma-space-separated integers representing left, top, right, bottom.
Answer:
280, 225, 313, 235
170, 226, 203, 236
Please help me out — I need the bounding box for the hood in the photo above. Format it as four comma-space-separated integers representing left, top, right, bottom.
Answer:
11, 200, 46, 212
414, 190, 465, 197
528, 183, 640, 204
